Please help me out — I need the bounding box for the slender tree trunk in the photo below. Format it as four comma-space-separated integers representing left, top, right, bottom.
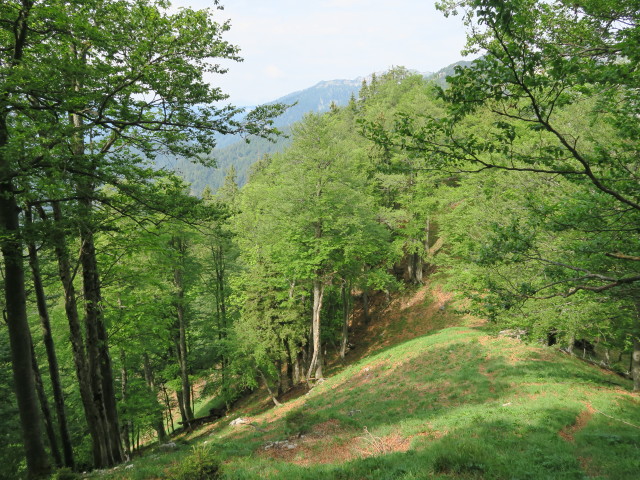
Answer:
0, 9, 51, 477
306, 277, 325, 381
172, 236, 193, 423
26, 208, 74, 468
50, 202, 109, 467
633, 300, 640, 392
284, 341, 295, 388
340, 280, 351, 359
0, 159, 50, 478
363, 288, 370, 324
120, 350, 130, 460
176, 389, 188, 428
258, 369, 281, 407
78, 205, 123, 464
161, 385, 175, 434
143, 354, 167, 442
29, 334, 62, 468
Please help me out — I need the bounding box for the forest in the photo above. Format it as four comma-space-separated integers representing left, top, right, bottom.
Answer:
1, 0, 639, 479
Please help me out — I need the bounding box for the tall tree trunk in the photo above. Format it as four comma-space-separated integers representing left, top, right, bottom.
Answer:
0, 8, 51, 477
284, 341, 295, 388
633, 300, 640, 392
50, 202, 109, 467
213, 242, 229, 398
176, 389, 188, 428
0, 148, 50, 478
258, 369, 281, 407
143, 354, 167, 442
363, 288, 370, 325
29, 334, 62, 468
26, 208, 74, 468
306, 277, 325, 381
340, 280, 351, 359
78, 199, 123, 465
172, 236, 193, 423
161, 384, 175, 434
120, 350, 131, 460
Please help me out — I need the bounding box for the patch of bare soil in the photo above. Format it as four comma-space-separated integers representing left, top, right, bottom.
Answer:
559, 403, 595, 443
262, 424, 413, 467
260, 420, 358, 466
355, 428, 411, 458
347, 284, 459, 362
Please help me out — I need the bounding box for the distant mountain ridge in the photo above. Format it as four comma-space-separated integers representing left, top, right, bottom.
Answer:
171, 77, 366, 194
170, 62, 471, 195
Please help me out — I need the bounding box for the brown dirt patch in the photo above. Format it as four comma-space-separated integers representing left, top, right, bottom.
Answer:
559, 403, 595, 443
355, 429, 411, 458
260, 420, 358, 466
347, 284, 460, 361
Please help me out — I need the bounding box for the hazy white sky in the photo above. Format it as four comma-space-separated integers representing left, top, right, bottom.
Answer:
172, 0, 470, 105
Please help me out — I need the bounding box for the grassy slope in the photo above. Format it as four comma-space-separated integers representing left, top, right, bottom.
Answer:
96, 286, 640, 480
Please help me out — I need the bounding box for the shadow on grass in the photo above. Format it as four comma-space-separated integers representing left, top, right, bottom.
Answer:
214, 328, 639, 479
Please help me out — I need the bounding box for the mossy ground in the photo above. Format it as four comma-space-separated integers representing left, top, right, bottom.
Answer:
84, 286, 640, 480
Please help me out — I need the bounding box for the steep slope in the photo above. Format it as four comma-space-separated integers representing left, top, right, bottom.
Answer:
92, 285, 640, 480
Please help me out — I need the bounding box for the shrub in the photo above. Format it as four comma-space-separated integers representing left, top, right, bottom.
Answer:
50, 468, 80, 480
168, 444, 221, 480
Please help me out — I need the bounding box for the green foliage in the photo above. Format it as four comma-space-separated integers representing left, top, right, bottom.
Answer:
167, 445, 221, 480
49, 467, 80, 480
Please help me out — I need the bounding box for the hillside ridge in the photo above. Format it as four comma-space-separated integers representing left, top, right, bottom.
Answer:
91, 284, 640, 479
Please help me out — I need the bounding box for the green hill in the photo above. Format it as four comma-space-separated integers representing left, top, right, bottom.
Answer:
88, 285, 640, 480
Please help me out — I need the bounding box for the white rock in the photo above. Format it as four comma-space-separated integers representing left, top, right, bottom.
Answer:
230, 417, 249, 426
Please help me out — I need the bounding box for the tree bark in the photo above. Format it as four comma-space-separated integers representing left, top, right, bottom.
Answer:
306, 277, 325, 381
143, 354, 167, 442
29, 334, 62, 468
26, 208, 75, 468
161, 384, 175, 434
172, 236, 193, 423
0, 114, 50, 478
633, 300, 640, 392
258, 369, 281, 407
176, 389, 188, 428
78, 193, 124, 465
120, 350, 131, 459
340, 280, 351, 359
50, 202, 109, 467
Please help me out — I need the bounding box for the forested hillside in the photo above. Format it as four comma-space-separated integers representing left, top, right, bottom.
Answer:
1, 1, 639, 479
163, 77, 364, 195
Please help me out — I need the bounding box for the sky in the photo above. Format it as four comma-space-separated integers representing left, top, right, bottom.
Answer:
172, 0, 470, 106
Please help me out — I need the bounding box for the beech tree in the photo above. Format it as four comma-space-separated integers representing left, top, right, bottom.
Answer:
0, 0, 283, 475
235, 112, 389, 382
362, 0, 640, 386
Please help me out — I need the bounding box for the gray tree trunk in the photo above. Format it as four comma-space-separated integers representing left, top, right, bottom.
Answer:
340, 280, 351, 359
29, 333, 62, 468
50, 202, 109, 467
172, 236, 193, 424
143, 354, 167, 442
306, 278, 325, 381
0, 167, 50, 478
27, 208, 74, 468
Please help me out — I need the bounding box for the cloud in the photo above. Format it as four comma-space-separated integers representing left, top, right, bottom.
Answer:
264, 65, 286, 79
